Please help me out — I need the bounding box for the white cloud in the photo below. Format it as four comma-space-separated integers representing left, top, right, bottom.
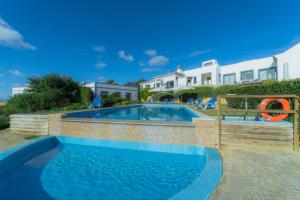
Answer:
144, 49, 157, 57
8, 69, 22, 77
148, 55, 169, 67
118, 50, 134, 62
0, 17, 36, 50
93, 45, 105, 53
95, 61, 107, 69
188, 49, 211, 57
141, 67, 161, 72
98, 76, 107, 82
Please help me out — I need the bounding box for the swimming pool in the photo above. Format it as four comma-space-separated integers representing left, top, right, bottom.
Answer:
64, 104, 200, 122
0, 136, 222, 200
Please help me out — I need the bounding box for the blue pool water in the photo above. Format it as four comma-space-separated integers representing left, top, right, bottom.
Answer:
64, 105, 200, 122
0, 137, 222, 200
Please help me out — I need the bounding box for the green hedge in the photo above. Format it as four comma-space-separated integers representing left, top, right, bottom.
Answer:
80, 86, 93, 105
170, 79, 300, 106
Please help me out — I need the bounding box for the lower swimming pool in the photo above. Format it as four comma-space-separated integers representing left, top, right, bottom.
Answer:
0, 136, 222, 200
63, 104, 200, 122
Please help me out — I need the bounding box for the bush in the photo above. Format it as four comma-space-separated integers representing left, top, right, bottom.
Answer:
4, 91, 61, 115
80, 86, 93, 105
102, 93, 123, 107
28, 74, 80, 103
140, 88, 153, 101
52, 103, 89, 111
0, 115, 9, 130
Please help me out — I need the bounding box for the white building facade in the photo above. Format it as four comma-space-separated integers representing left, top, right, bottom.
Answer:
12, 82, 139, 101
82, 82, 139, 101
140, 43, 300, 92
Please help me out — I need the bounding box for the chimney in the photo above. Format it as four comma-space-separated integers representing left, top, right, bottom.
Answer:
176, 65, 183, 73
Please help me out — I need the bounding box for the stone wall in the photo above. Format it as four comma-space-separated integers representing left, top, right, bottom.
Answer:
10, 114, 48, 135
49, 114, 200, 146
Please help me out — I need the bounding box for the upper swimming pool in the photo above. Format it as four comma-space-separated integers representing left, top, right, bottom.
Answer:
64, 104, 200, 122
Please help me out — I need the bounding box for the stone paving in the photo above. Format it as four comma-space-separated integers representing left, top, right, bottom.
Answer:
211, 146, 300, 200
0, 129, 30, 152
0, 129, 300, 200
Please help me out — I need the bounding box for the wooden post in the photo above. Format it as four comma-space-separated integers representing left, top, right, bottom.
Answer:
217, 96, 222, 149
294, 97, 299, 152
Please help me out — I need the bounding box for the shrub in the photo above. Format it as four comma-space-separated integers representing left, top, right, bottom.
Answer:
28, 74, 80, 103
102, 93, 123, 107
140, 88, 152, 101
80, 86, 93, 105
4, 91, 61, 115
0, 115, 9, 130
62, 103, 89, 111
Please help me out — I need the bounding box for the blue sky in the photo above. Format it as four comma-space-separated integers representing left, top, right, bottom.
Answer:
1, 0, 300, 99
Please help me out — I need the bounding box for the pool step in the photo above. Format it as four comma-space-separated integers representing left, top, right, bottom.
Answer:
221, 134, 292, 147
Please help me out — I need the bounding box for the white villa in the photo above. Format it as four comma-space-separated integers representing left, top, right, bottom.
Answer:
140, 43, 300, 92
82, 82, 138, 101
12, 82, 139, 101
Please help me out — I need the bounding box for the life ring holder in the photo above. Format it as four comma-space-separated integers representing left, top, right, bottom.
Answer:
258, 98, 290, 122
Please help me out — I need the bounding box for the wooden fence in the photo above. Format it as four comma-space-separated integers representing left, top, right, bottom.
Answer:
217, 95, 299, 151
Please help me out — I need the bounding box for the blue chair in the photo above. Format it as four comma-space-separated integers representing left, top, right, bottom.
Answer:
163, 99, 169, 104
153, 99, 157, 104
147, 99, 153, 104
204, 97, 217, 110
90, 98, 102, 108
170, 99, 175, 104
193, 99, 203, 108
187, 98, 194, 105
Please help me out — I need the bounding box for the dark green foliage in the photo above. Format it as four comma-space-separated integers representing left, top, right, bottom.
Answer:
52, 103, 89, 111
79, 86, 93, 105
28, 74, 80, 103
102, 93, 123, 107
5, 91, 61, 114
169, 79, 300, 106
0, 116, 9, 130
140, 88, 153, 101
5, 74, 81, 115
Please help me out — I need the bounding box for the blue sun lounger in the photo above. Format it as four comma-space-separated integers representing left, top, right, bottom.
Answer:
187, 98, 194, 105
203, 97, 217, 110
193, 99, 203, 108
163, 99, 169, 104
90, 98, 102, 108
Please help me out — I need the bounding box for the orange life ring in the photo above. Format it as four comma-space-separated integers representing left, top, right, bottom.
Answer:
258, 98, 290, 122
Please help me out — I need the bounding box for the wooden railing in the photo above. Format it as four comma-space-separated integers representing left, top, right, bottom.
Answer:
217, 95, 299, 151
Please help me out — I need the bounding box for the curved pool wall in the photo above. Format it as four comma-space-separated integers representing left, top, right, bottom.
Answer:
0, 136, 222, 200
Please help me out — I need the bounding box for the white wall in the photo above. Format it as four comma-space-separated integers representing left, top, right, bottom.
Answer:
140, 43, 300, 90
276, 43, 300, 80
12, 87, 28, 96
221, 56, 275, 83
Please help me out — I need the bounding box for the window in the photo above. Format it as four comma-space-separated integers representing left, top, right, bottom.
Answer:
156, 83, 160, 88
201, 72, 212, 85
193, 77, 197, 84
241, 70, 254, 81
115, 92, 121, 97
100, 91, 108, 98
259, 67, 277, 81
223, 73, 236, 85
126, 92, 131, 101
166, 81, 174, 89
218, 73, 221, 84
283, 63, 289, 80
